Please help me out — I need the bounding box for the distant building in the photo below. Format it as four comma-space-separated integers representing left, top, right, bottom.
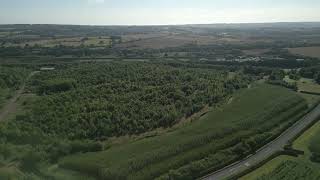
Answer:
40, 67, 55, 71
199, 58, 208, 61
234, 57, 261, 62
216, 58, 226, 61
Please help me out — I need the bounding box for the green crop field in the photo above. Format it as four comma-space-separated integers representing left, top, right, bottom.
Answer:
241, 120, 320, 180
59, 84, 309, 179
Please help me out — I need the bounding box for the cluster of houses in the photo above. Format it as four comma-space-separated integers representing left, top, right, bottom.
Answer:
200, 56, 306, 63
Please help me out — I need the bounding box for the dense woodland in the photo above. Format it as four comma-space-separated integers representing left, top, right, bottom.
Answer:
21, 62, 251, 139
0, 65, 31, 89
0, 62, 253, 179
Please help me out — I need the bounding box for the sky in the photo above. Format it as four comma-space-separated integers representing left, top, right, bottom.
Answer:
0, 0, 320, 25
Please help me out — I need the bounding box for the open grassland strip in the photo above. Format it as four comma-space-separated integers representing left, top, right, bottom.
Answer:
287, 46, 320, 59
293, 122, 320, 154
308, 128, 320, 163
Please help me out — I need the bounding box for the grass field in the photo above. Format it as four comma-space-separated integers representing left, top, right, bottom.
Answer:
287, 46, 320, 59
298, 80, 320, 94
298, 93, 320, 107
241, 119, 320, 180
117, 34, 247, 49
58, 84, 309, 179
287, 77, 320, 93
283, 76, 320, 103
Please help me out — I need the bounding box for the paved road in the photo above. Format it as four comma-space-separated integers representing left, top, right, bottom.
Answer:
202, 103, 320, 180
0, 71, 38, 121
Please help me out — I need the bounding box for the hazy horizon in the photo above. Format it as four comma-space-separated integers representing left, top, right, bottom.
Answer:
1, 21, 320, 27
1, 0, 320, 25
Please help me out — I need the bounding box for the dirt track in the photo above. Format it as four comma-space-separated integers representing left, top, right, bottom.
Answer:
0, 71, 38, 121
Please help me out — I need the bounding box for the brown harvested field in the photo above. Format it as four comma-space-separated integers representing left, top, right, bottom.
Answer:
118, 32, 274, 49
287, 47, 320, 58
243, 48, 270, 56
117, 34, 244, 49
121, 33, 169, 43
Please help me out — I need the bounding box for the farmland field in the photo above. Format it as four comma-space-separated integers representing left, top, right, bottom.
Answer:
288, 46, 320, 59
117, 34, 265, 49
298, 80, 320, 94
59, 84, 309, 179
283, 76, 320, 97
